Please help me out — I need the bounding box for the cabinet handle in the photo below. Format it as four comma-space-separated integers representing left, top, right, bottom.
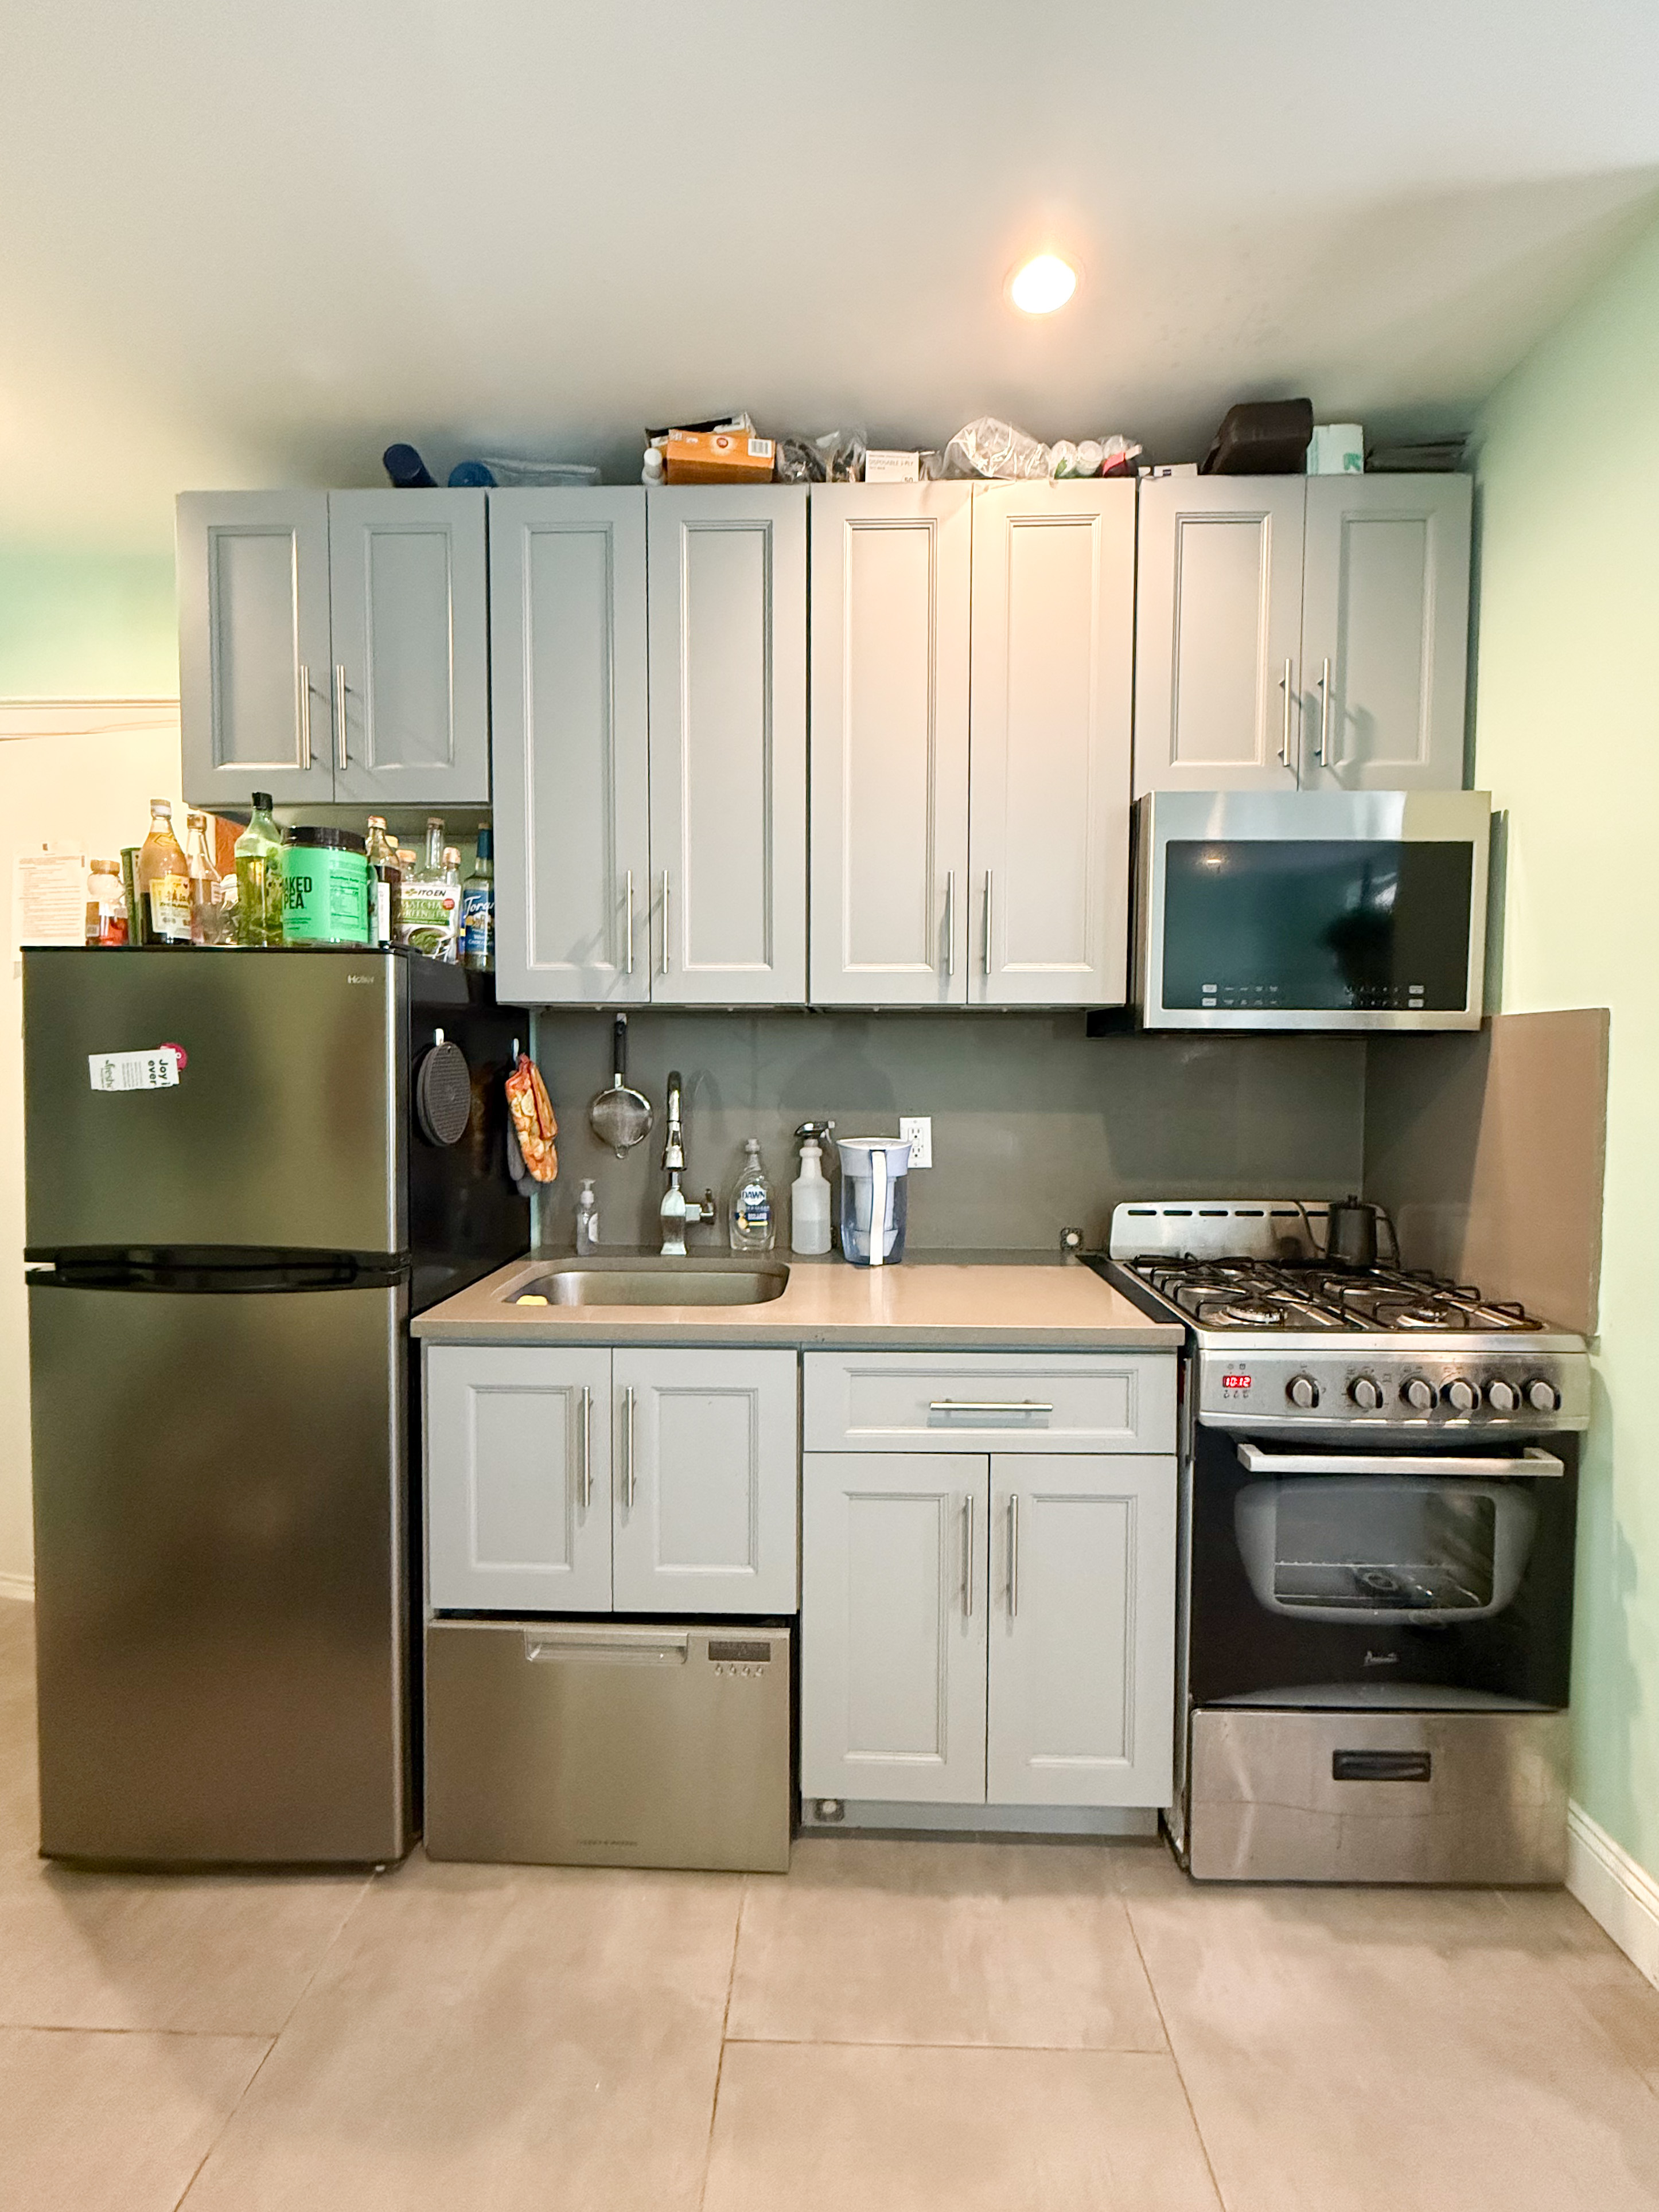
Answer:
929, 1399, 1054, 1416
1007, 1493, 1019, 1619
944, 871, 956, 979
660, 872, 671, 976
297, 664, 313, 770
983, 871, 994, 977
334, 664, 348, 771
624, 870, 634, 977
961, 1492, 974, 1617
579, 1385, 592, 1511
1279, 658, 1295, 768
622, 1384, 637, 1509
1316, 656, 1331, 767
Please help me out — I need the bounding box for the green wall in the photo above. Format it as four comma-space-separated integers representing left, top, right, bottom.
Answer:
1474, 213, 1659, 1880
0, 546, 177, 697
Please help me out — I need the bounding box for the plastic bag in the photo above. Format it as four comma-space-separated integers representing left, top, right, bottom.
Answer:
775, 428, 868, 483
930, 419, 1143, 481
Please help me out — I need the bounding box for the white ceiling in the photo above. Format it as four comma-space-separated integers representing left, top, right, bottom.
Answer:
3, 0, 1658, 549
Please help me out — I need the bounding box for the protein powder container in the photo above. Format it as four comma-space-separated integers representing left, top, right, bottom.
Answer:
281, 828, 370, 946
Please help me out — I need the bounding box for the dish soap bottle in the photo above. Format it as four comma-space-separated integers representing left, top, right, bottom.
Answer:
790, 1123, 833, 1255
575, 1179, 600, 1255
729, 1138, 774, 1253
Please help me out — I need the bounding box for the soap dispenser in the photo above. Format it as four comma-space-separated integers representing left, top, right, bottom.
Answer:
790, 1121, 834, 1255
574, 1179, 600, 1255
729, 1138, 776, 1253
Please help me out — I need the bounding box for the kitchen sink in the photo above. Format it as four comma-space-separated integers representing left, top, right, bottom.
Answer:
511, 1261, 790, 1308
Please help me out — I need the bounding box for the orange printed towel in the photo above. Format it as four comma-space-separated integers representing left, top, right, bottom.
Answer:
506, 1054, 558, 1183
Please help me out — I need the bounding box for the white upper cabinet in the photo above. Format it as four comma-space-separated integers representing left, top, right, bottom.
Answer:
809, 487, 973, 1004
1299, 474, 1472, 791
490, 490, 651, 1006
1133, 477, 1306, 794
180, 490, 490, 810
1134, 474, 1471, 795
968, 482, 1135, 1006
178, 492, 335, 809
329, 491, 490, 807
647, 488, 807, 1005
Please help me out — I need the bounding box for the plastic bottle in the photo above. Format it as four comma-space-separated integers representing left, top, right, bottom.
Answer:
461, 826, 494, 971
790, 1132, 832, 1255
575, 1179, 600, 1255
729, 1138, 775, 1253
233, 793, 283, 947
85, 860, 128, 946
138, 799, 192, 947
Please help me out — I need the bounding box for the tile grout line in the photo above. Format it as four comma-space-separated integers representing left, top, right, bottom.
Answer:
696, 1874, 749, 2212
168, 2032, 279, 2212
718, 2034, 1173, 2053
1120, 1879, 1236, 2212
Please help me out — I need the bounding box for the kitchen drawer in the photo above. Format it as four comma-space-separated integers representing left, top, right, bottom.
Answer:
803, 1351, 1176, 1455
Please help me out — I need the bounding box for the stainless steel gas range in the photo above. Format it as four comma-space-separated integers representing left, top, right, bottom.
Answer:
1089, 1199, 1590, 1886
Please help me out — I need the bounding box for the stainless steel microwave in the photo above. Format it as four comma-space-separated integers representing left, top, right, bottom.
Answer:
1133, 789, 1491, 1031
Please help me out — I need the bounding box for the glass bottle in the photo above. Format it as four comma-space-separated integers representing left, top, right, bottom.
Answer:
365, 816, 402, 948
233, 791, 284, 948
85, 859, 129, 946
423, 816, 445, 884
729, 1138, 775, 1253
138, 799, 192, 947
461, 826, 494, 972
438, 845, 464, 963
185, 811, 231, 945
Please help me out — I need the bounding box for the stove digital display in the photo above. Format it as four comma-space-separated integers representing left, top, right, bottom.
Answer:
1222, 1374, 1253, 1392
1162, 840, 1474, 1012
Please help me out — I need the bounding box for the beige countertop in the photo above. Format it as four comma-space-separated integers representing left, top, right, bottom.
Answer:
412, 1251, 1180, 1351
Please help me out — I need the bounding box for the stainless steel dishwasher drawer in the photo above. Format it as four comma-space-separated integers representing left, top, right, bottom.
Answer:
424, 1621, 792, 1873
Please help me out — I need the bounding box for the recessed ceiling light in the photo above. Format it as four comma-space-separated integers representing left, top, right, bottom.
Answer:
1009, 253, 1078, 315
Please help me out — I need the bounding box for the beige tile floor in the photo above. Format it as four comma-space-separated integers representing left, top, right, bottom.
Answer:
2, 1593, 1657, 2210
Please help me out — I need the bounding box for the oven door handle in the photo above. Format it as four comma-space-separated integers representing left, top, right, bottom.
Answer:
1234, 1442, 1565, 1480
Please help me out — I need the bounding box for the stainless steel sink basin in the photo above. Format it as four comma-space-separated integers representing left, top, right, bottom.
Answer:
511, 1261, 790, 1308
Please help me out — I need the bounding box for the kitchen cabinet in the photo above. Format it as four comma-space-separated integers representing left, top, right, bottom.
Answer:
493, 486, 807, 1008
1132, 474, 1470, 795
809, 481, 1135, 1008
425, 1345, 612, 1614
612, 1348, 799, 1613
426, 1343, 797, 1617
178, 490, 490, 810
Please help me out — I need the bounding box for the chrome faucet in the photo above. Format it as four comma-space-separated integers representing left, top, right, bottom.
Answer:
659, 1070, 715, 1257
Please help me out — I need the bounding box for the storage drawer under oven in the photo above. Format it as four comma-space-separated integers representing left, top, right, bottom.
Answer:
803, 1352, 1176, 1454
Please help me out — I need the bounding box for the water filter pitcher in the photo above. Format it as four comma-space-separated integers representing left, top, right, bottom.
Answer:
836, 1136, 912, 1267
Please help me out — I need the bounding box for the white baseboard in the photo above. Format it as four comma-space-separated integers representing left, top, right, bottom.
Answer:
0, 1573, 34, 1604
1567, 1799, 1659, 1991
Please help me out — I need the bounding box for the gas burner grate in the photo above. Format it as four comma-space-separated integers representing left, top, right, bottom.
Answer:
1119, 1254, 1549, 1334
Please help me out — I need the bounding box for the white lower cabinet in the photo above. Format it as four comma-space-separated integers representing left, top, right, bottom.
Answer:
426, 1344, 797, 1617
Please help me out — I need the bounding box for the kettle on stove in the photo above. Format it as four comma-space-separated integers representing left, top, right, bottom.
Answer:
1323, 1195, 1398, 1269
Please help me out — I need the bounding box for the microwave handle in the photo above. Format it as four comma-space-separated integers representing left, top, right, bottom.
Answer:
1235, 1441, 1564, 1480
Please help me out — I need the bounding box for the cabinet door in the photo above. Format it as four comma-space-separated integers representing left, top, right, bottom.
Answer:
329, 490, 490, 805
986, 1455, 1175, 1808
425, 1346, 612, 1614
490, 491, 651, 1005
1299, 475, 1471, 791
177, 491, 334, 808
647, 487, 807, 1004
612, 1348, 799, 1614
1132, 477, 1306, 794
809, 487, 972, 1004
801, 1452, 987, 1805
968, 483, 1135, 1006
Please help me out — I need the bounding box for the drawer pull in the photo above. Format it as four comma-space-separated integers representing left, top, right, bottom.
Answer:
961, 1492, 974, 1617
929, 1400, 1053, 1416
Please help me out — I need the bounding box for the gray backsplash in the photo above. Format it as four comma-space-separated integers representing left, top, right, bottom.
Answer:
528, 1010, 1366, 1254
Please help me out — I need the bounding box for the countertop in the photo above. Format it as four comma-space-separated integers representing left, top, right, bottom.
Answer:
411, 1250, 1181, 1351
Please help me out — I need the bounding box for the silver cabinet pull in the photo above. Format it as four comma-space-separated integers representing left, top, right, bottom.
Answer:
334, 663, 348, 770
961, 1492, 975, 1617
944, 871, 956, 979
660, 872, 671, 975
929, 1399, 1054, 1416
579, 1385, 592, 1511
983, 871, 994, 976
1007, 1493, 1020, 1619
1316, 656, 1332, 766
297, 663, 313, 770
624, 870, 634, 977
1278, 658, 1295, 768
622, 1384, 637, 1508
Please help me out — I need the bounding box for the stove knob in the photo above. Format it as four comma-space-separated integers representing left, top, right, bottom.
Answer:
1526, 1378, 1562, 1414
1442, 1377, 1478, 1414
1486, 1378, 1520, 1414
1402, 1378, 1435, 1413
1349, 1376, 1384, 1411
1287, 1375, 1321, 1410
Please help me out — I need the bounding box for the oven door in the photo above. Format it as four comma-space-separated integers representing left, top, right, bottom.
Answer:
1134, 788, 1490, 1031
1187, 1427, 1576, 1708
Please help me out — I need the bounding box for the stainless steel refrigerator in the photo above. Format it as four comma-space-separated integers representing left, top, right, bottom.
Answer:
23, 947, 529, 1868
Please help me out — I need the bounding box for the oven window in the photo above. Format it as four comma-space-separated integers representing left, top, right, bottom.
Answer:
1162, 840, 1473, 1012
1264, 1483, 1497, 1613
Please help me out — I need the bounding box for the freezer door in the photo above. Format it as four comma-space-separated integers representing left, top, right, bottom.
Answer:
23, 947, 403, 1256
29, 1279, 410, 1865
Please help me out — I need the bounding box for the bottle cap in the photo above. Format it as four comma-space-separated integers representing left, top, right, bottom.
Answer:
442, 846, 461, 866
475, 826, 493, 861
251, 791, 272, 811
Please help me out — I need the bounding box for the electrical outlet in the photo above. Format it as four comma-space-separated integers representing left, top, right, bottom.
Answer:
899, 1115, 933, 1169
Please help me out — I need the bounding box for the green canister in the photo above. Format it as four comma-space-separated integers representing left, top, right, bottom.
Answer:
281, 828, 370, 946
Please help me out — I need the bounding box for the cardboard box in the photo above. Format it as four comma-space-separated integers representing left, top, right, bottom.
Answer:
663, 430, 776, 484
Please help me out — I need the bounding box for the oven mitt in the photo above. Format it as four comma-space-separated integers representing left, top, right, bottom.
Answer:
505, 1054, 558, 1184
